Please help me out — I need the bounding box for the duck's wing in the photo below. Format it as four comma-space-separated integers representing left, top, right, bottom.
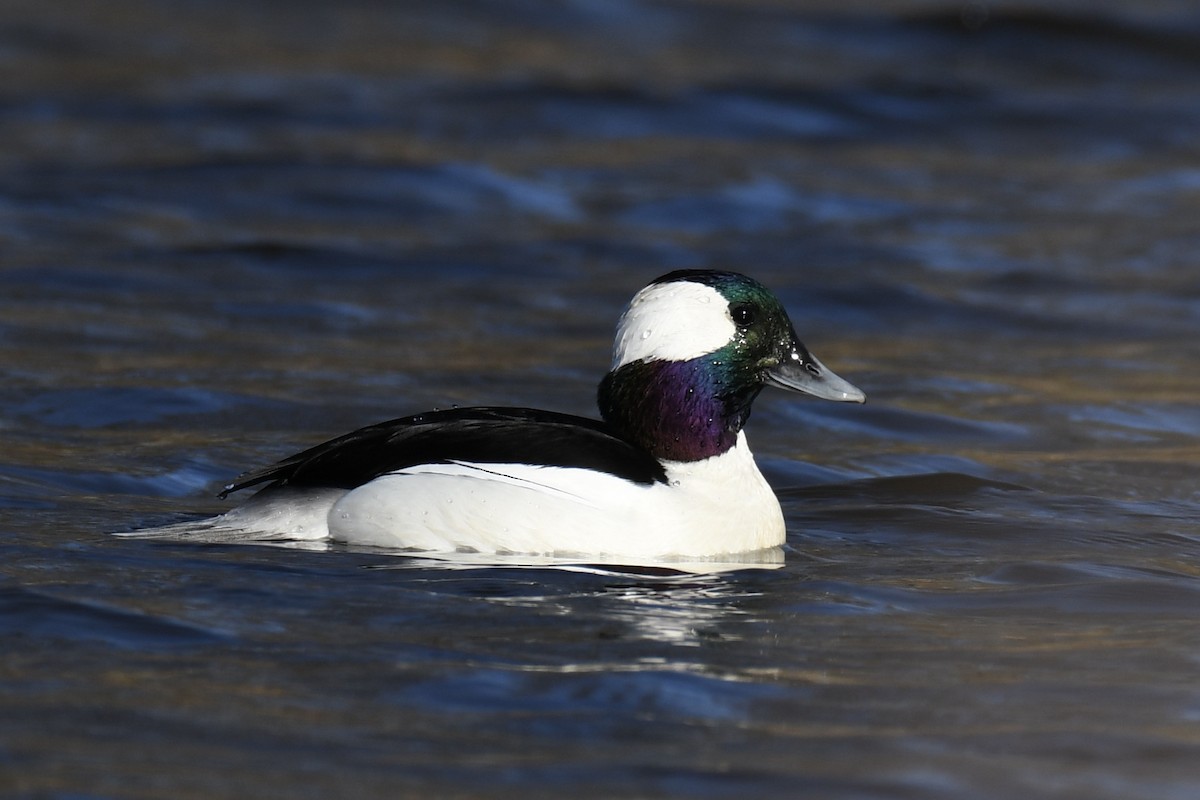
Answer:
220, 406, 667, 497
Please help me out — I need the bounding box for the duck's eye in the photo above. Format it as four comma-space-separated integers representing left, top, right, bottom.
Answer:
730, 302, 757, 327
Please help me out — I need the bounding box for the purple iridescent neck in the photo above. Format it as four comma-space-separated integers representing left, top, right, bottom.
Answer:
597, 355, 760, 462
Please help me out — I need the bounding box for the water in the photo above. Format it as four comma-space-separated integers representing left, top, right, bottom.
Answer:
3, 0, 1200, 797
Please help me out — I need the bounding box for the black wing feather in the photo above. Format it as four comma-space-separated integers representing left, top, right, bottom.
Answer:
221, 406, 667, 497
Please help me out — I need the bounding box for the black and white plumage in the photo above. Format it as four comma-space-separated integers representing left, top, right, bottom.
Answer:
127, 270, 865, 563
219, 407, 669, 496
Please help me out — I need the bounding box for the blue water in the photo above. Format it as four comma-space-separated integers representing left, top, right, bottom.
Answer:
3, 1, 1200, 798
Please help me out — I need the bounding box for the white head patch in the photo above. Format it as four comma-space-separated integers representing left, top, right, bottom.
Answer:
612, 280, 735, 369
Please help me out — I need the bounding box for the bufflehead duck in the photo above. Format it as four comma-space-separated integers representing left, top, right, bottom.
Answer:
131, 270, 864, 562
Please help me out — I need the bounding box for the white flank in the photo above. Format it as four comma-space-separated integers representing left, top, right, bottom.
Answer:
125, 441, 785, 560
612, 280, 734, 369
324, 431, 784, 559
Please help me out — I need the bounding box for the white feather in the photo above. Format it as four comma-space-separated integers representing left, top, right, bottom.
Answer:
118, 486, 345, 546
324, 431, 783, 559
137, 431, 784, 560
612, 280, 733, 369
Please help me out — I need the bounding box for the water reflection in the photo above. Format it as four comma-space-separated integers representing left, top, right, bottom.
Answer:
365, 547, 785, 575
371, 554, 778, 647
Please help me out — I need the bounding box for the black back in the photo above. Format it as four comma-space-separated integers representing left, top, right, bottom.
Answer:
221, 406, 668, 497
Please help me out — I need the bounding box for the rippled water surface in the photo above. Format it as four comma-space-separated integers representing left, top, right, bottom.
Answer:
3, 1, 1200, 797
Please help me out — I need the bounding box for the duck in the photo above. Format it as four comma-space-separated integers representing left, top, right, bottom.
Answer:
128, 270, 864, 563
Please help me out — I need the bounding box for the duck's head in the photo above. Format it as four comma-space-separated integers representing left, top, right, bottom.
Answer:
598, 270, 865, 462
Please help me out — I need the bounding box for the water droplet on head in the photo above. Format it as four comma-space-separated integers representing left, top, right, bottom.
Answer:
641, 329, 652, 339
